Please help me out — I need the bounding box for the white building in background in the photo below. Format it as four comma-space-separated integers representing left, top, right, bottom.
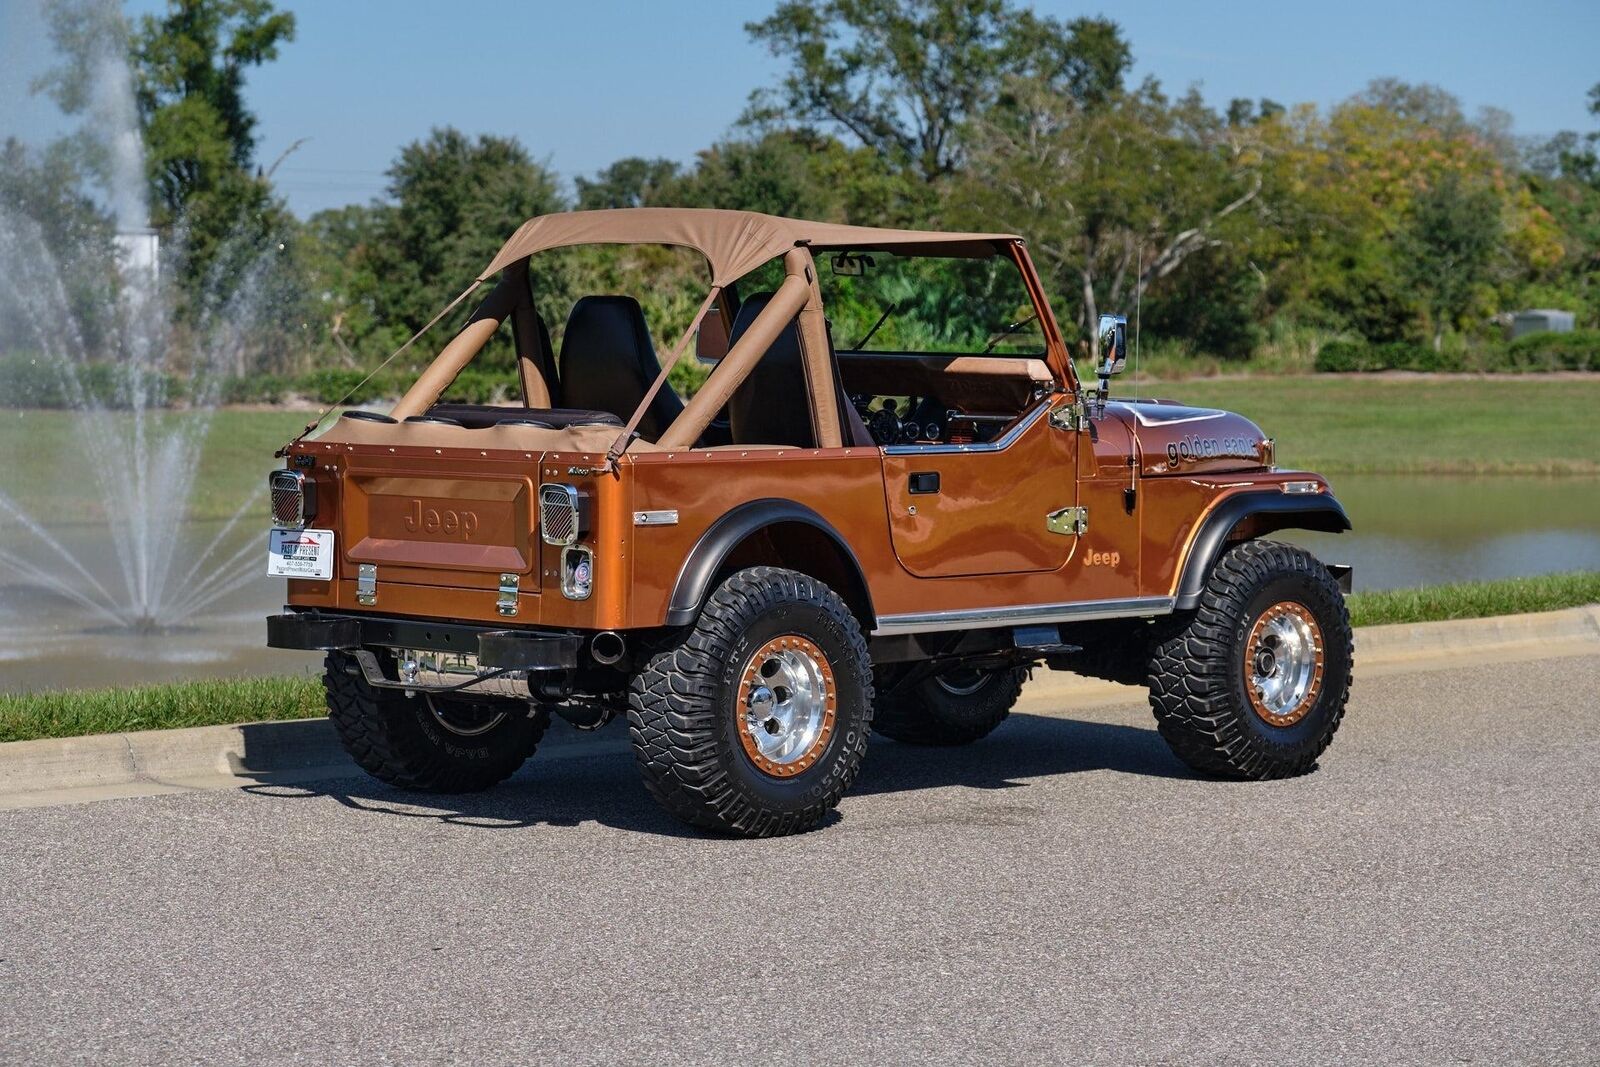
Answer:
1510, 309, 1575, 340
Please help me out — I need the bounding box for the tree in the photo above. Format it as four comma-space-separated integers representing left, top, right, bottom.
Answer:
576, 158, 681, 210
1399, 173, 1502, 349
320, 128, 567, 366
745, 0, 1129, 182
127, 0, 296, 287
954, 78, 1265, 356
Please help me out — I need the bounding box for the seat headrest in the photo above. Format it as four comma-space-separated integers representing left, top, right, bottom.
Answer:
561, 295, 656, 368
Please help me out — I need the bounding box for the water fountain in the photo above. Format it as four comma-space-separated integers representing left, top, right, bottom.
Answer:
0, 1, 290, 685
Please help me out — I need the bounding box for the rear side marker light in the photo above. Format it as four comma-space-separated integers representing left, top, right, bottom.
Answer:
270, 469, 315, 526
539, 484, 588, 546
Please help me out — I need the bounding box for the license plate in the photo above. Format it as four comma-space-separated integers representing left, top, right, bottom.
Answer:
267, 527, 335, 580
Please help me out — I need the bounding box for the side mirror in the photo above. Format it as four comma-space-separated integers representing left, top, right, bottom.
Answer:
1096, 314, 1127, 377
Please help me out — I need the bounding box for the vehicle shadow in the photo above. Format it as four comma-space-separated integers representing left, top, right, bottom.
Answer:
238, 711, 1189, 839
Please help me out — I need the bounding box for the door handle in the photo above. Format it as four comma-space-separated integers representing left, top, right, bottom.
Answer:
908, 472, 940, 494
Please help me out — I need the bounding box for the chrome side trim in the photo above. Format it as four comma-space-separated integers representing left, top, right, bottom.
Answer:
872, 595, 1176, 636
882, 401, 1049, 456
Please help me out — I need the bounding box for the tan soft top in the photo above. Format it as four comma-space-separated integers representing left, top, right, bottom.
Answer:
479, 208, 1019, 286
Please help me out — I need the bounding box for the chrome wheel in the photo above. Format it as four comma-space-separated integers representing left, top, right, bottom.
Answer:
424, 694, 509, 737
736, 635, 837, 777
1244, 601, 1325, 727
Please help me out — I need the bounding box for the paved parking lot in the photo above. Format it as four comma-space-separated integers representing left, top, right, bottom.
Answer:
1, 654, 1596, 1065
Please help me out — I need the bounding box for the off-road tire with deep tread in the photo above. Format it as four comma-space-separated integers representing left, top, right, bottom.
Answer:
1147, 539, 1353, 779
873, 667, 1026, 745
626, 566, 873, 837
323, 651, 546, 792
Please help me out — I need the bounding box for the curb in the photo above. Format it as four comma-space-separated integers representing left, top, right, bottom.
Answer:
3, 605, 1597, 810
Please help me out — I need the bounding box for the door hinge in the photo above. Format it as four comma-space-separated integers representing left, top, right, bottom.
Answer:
1048, 398, 1088, 432
356, 563, 378, 606
1046, 506, 1088, 536
497, 572, 520, 617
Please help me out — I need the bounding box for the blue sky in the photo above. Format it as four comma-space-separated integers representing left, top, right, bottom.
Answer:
6, 0, 1599, 218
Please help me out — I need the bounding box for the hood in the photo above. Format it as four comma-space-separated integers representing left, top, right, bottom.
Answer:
1105, 399, 1272, 477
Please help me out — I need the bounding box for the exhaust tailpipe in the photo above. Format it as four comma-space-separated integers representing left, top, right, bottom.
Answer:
590, 631, 627, 666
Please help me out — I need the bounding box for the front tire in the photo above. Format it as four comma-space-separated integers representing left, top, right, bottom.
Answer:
627, 567, 873, 837
323, 651, 546, 792
873, 666, 1026, 745
1147, 539, 1353, 779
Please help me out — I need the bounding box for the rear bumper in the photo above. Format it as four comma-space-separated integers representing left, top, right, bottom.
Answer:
266, 611, 583, 670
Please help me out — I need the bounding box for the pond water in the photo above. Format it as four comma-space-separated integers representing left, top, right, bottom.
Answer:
1, 474, 1596, 694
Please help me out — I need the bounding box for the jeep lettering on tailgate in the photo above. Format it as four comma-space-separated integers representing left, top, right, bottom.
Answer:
266, 207, 1354, 839
403, 499, 479, 540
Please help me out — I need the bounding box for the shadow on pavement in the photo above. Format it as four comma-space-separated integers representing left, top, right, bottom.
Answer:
240, 711, 1187, 838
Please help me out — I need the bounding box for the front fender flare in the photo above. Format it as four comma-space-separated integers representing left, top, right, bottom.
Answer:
1174, 491, 1351, 610
663, 499, 874, 627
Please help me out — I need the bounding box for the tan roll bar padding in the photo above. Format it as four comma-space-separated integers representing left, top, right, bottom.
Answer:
390, 273, 524, 420
657, 271, 811, 450
788, 247, 842, 449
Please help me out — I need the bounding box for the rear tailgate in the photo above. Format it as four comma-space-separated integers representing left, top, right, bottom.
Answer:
342, 469, 538, 588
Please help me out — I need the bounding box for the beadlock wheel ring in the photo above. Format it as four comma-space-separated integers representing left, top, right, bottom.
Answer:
735, 635, 837, 778
1243, 600, 1325, 727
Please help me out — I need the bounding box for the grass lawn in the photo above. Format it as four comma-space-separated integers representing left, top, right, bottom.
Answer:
0, 675, 323, 744
0, 407, 308, 523
1133, 375, 1600, 475
0, 374, 1596, 526
2, 571, 1594, 743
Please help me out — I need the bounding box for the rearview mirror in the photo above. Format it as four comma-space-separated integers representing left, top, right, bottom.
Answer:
1097, 314, 1127, 377
830, 252, 874, 276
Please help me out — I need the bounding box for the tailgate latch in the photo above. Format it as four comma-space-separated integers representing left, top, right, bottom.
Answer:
497, 573, 520, 617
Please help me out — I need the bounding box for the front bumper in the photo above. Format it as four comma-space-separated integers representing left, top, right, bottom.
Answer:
266, 611, 583, 670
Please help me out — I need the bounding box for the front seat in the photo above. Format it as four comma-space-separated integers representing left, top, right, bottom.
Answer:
725, 293, 873, 448
559, 295, 683, 442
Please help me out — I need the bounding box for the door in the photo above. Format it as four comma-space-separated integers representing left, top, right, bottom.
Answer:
880, 402, 1079, 578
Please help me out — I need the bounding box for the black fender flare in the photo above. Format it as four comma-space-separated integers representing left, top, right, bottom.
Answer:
663, 499, 874, 627
1174, 491, 1351, 610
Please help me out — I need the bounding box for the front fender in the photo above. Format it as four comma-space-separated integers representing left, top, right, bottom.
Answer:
1174, 492, 1351, 610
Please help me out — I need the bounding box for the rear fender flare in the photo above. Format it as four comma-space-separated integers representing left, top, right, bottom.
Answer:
663, 499, 874, 628
1174, 491, 1351, 610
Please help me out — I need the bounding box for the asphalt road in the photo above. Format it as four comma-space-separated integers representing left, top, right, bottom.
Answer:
1, 654, 1596, 1066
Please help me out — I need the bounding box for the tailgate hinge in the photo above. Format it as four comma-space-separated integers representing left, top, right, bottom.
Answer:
1046, 506, 1088, 536
356, 563, 378, 606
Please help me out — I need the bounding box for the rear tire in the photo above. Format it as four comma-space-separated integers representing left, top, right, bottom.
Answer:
1147, 539, 1353, 779
873, 666, 1025, 745
627, 566, 873, 837
323, 651, 546, 792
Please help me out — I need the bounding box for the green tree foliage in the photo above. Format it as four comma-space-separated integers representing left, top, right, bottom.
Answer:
746, 0, 1128, 182
307, 128, 567, 370
1400, 173, 1503, 349
128, 0, 297, 291
954, 78, 1266, 356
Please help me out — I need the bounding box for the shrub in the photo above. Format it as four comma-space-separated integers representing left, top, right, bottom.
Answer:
1313, 340, 1375, 373
1505, 329, 1599, 372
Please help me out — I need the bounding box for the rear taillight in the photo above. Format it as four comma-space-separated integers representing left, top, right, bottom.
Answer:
270, 469, 315, 527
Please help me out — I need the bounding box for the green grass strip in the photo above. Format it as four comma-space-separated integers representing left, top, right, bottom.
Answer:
1347, 571, 1600, 628
1, 570, 1596, 743
0, 674, 324, 744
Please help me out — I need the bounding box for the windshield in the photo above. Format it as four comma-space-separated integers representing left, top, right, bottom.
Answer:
816, 252, 1045, 357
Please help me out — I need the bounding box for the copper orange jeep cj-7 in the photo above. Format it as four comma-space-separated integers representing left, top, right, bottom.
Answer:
266, 208, 1354, 836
